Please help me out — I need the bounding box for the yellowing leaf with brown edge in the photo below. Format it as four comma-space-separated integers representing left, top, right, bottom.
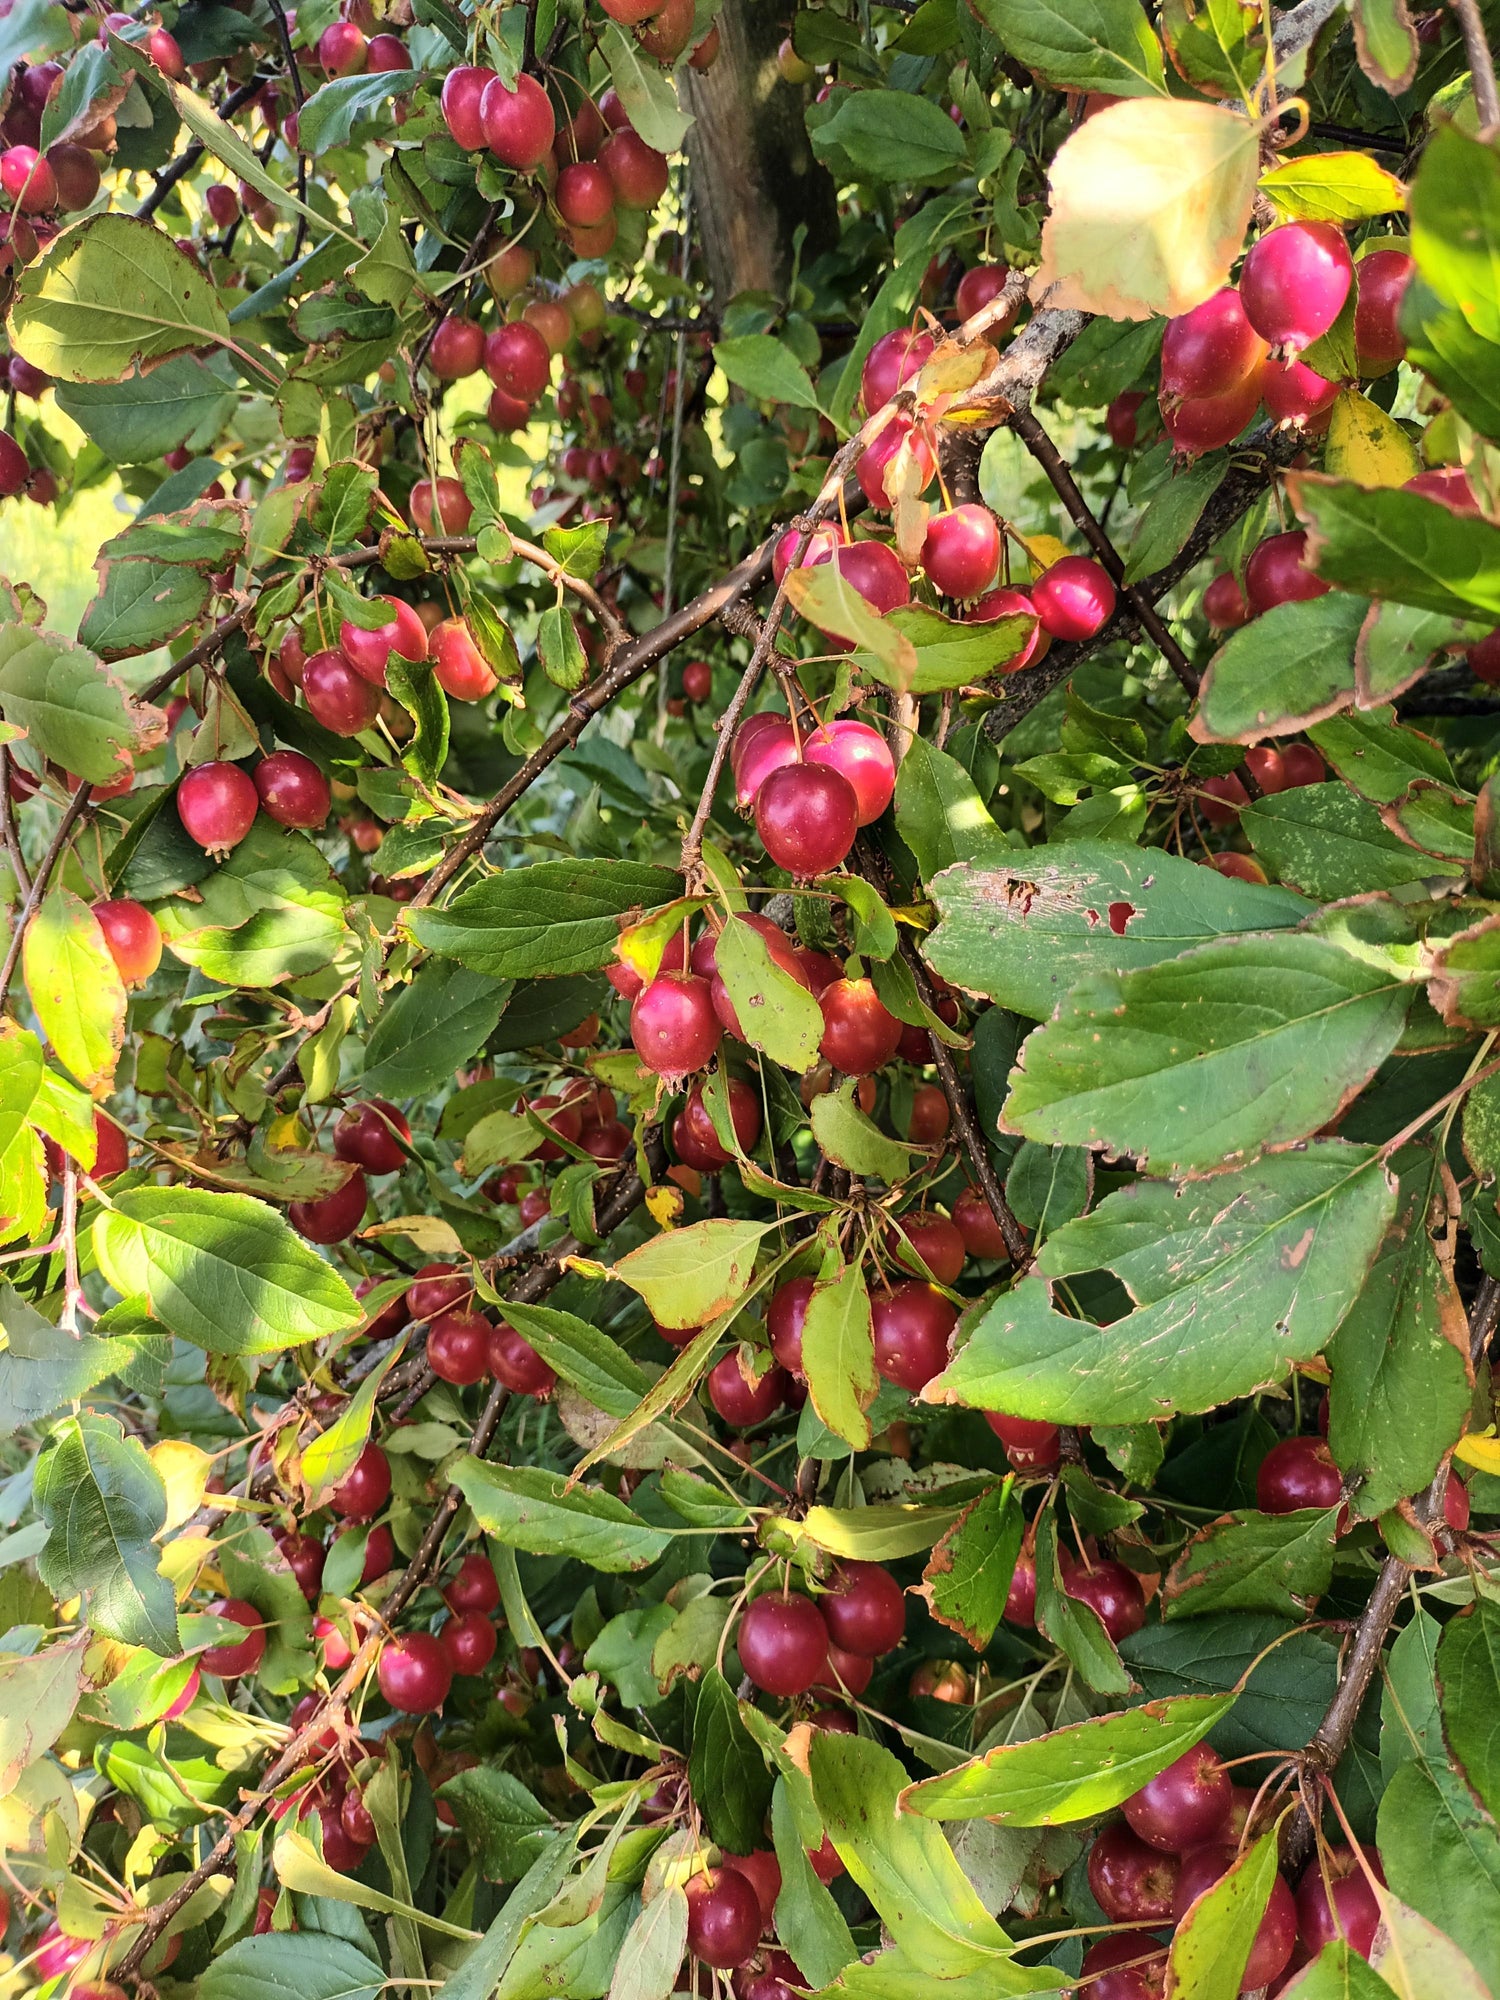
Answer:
22, 889, 126, 1099
1326, 388, 1421, 489
1037, 99, 1262, 320
784, 563, 919, 688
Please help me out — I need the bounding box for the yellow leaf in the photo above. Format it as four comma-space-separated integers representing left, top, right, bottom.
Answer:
1326, 389, 1421, 488
1260, 151, 1407, 224
148, 1440, 212, 1533
645, 1182, 685, 1230
1453, 1432, 1500, 1473
360, 1214, 465, 1256
1038, 99, 1262, 320
1022, 533, 1073, 575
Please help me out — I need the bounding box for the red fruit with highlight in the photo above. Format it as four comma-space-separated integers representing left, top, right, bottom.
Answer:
177, 761, 259, 853
441, 65, 497, 146
339, 597, 427, 688
289, 1169, 367, 1244
1089, 1823, 1181, 1922
871, 1280, 957, 1390
984, 1411, 1060, 1470
428, 1311, 493, 1385
557, 160, 615, 228
479, 72, 556, 169
92, 899, 162, 986
819, 976, 902, 1074
408, 1262, 471, 1319
255, 750, 330, 828
953, 1184, 1010, 1260
1161, 368, 1264, 456
1354, 248, 1412, 373
707, 1352, 786, 1426
856, 413, 937, 510
889, 1209, 966, 1285
484, 321, 552, 402
303, 649, 381, 735
861, 327, 935, 411
440, 1609, 498, 1676
1240, 221, 1354, 355
1257, 1435, 1342, 1514
378, 1631, 452, 1713
1175, 1845, 1297, 1989
955, 261, 1009, 321
1066, 1559, 1147, 1641
922, 503, 1001, 600
631, 973, 722, 1077
1295, 1846, 1384, 1959
1032, 555, 1116, 640
1245, 529, 1330, 615
1078, 1935, 1168, 2000
737, 1592, 829, 1697
685, 1866, 762, 1969
329, 1441, 391, 1520
487, 1320, 559, 1397
1161, 288, 1267, 402
1204, 571, 1250, 630
446, 1552, 501, 1614
754, 762, 860, 877
1263, 355, 1339, 426
822, 1560, 905, 1655
203, 1598, 266, 1678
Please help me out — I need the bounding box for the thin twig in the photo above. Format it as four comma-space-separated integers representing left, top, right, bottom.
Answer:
0, 750, 32, 898
0, 780, 92, 1010
1450, 0, 1500, 131
656, 165, 694, 741
134, 77, 269, 220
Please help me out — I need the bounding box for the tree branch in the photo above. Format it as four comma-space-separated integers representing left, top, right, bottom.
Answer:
0, 779, 92, 1010
134, 76, 269, 220
1450, 0, 1500, 132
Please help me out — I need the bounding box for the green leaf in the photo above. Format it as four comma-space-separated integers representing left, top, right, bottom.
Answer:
1326, 1150, 1472, 1519
598, 20, 691, 153
1282, 1942, 1398, 1999
448, 1461, 672, 1571
442, 1835, 579, 2000
1191, 593, 1372, 741
1241, 784, 1466, 900
198, 1934, 384, 2000
813, 89, 970, 184
1351, 0, 1418, 91
1310, 704, 1458, 803
92, 1187, 362, 1355
0, 612, 162, 786
1168, 1829, 1280, 1999
1163, 1509, 1339, 1620
901, 1691, 1233, 1823
970, 0, 1165, 94
1437, 1596, 1500, 1823
436, 1767, 555, 1882
55, 354, 236, 463
386, 653, 449, 787
1292, 470, 1500, 624
690, 1668, 775, 1855
1123, 458, 1225, 586
806, 1733, 1016, 1975
799, 1495, 976, 1560
772, 1778, 858, 1985
1033, 1509, 1130, 1695
715, 914, 824, 1071
162, 818, 347, 989
10, 212, 237, 384
1003, 1141, 1089, 1238
1260, 151, 1407, 224
927, 1143, 1395, 1425
809, 1950, 1064, 1999
714, 335, 820, 410
800, 1262, 877, 1451
360, 963, 513, 1097
810, 1079, 913, 1182
926, 841, 1310, 1020
0, 1633, 87, 1796
852, 603, 1038, 695
0, 1284, 137, 1440
300, 1343, 402, 1509
34, 1412, 177, 1653
923, 1480, 1022, 1650
1410, 121, 1500, 346
1377, 1761, 1500, 1993
79, 555, 210, 661
611, 1218, 775, 1329
1159, 0, 1261, 98
894, 736, 1009, 880
297, 69, 429, 154
785, 563, 919, 680
22, 888, 127, 1096
499, 1302, 650, 1420
1401, 273, 1500, 441
408, 859, 683, 979
1003, 933, 1411, 1173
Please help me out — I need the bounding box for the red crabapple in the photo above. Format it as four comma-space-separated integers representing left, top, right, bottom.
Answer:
1032, 556, 1116, 641
1240, 221, 1354, 355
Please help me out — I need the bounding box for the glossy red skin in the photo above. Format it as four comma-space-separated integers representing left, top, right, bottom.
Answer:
953, 1183, 1010, 1260
334, 1099, 409, 1175
1088, 1822, 1181, 1921
1241, 220, 1354, 355
1245, 530, 1330, 615
737, 1592, 830, 1696
316, 1796, 369, 1872
445, 1551, 501, 1614
203, 1598, 266, 1678
339, 598, 428, 687
0, 144, 56, 212
340, 1788, 377, 1853
685, 1867, 762, 1969
337, 1520, 395, 1584
488, 386, 530, 431
0, 431, 29, 496
1066, 1559, 1147, 1641
488, 1321, 558, 1396
819, 977, 903, 1074
317, 21, 367, 75
861, 327, 935, 411
754, 762, 860, 878
708, 1352, 787, 1426
871, 1280, 957, 1390
800, 719, 896, 826
984, 1411, 1061, 1470
427, 1311, 493, 1385
1032, 555, 1117, 640
441, 65, 498, 147
673, 1077, 761, 1169
1406, 464, 1481, 515
768, 1276, 814, 1375
31, 1928, 93, 1985
1078, 1934, 1168, 2000
367, 33, 411, 70
518, 1188, 549, 1226
407, 1261, 471, 1319
771, 521, 843, 586
922, 503, 1002, 599
1257, 1435, 1342, 1514
1107, 389, 1147, 449
1198, 772, 1249, 826
1160, 367, 1264, 456
889, 1210, 965, 1285
92, 898, 162, 985
556, 160, 614, 227
967, 585, 1049, 673
856, 413, 937, 509
178, 760, 259, 851
204, 182, 240, 228
289, 1168, 367, 1245
822, 1560, 905, 1656
1446, 1470, 1471, 1532
1263, 355, 1339, 426
1124, 1743, 1234, 1852
599, 129, 669, 207
1295, 1845, 1384, 1959
411, 477, 472, 537
955, 261, 1009, 320
1204, 571, 1250, 630
1006, 1548, 1038, 1625
378, 1631, 452, 1713
582, 1118, 631, 1161
735, 716, 799, 807
726, 1850, 782, 1925
825, 539, 912, 636
479, 72, 555, 169
1161, 288, 1267, 401
303, 649, 381, 735
904, 1079, 949, 1144
631, 973, 722, 1078
1354, 248, 1412, 373
683, 659, 712, 702
440, 1608, 498, 1676
279, 1532, 326, 1602
484, 320, 552, 401
329, 1441, 391, 1520
1213, 852, 1268, 884
1175, 1845, 1298, 1989
427, 315, 484, 381
797, 947, 844, 995
255, 750, 331, 829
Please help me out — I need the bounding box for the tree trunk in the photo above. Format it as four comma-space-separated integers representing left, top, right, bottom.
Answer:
680, 0, 839, 309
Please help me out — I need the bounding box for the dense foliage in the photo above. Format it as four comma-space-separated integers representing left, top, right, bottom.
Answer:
6, 0, 1500, 1994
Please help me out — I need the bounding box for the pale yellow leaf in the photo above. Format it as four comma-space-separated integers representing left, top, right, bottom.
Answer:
1326, 389, 1421, 488
1038, 99, 1262, 320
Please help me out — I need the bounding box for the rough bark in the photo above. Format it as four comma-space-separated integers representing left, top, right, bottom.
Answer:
681, 0, 839, 308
